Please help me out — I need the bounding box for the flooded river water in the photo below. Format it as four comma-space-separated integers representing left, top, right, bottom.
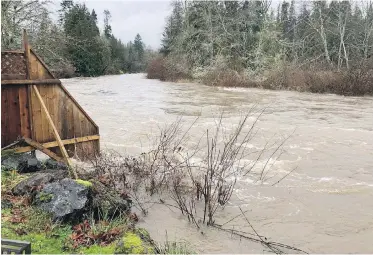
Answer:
63, 74, 373, 253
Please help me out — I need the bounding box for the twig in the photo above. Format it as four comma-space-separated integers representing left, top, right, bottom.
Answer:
239, 206, 282, 254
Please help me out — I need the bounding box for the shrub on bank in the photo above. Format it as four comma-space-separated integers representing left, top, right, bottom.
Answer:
262, 61, 373, 96
146, 57, 167, 80
52, 63, 76, 79
201, 67, 258, 88
147, 55, 373, 96
146, 55, 191, 82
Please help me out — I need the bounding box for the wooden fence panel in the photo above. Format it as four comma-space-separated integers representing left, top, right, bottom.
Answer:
2, 33, 99, 159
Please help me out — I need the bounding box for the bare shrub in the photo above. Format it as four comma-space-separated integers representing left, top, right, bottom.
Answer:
146, 57, 167, 80
146, 55, 191, 82
262, 61, 373, 96
201, 67, 258, 87
141, 111, 291, 227
81, 111, 291, 227
340, 59, 373, 96
52, 62, 77, 79
200, 57, 258, 88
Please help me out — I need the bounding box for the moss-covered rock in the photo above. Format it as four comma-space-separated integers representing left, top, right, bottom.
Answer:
115, 229, 155, 254
35, 178, 90, 221
75, 179, 93, 188
12, 173, 55, 196
37, 191, 54, 202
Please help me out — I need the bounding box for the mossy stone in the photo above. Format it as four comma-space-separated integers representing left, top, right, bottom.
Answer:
37, 191, 54, 202
75, 179, 93, 188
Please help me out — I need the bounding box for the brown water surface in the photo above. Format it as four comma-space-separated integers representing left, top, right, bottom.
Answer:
63, 74, 373, 253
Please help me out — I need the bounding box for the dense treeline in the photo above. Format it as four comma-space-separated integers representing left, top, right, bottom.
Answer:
1, 0, 151, 77
148, 0, 373, 95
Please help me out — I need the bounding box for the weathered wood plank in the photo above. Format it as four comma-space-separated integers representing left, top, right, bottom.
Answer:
23, 29, 31, 80
18, 85, 31, 138
1, 79, 61, 85
66, 94, 75, 139
27, 84, 34, 140
30, 85, 43, 142
29, 50, 39, 79
73, 106, 83, 140
52, 85, 61, 138
1, 88, 9, 147
6, 135, 100, 153
37, 85, 48, 142
7, 87, 21, 145
45, 85, 54, 141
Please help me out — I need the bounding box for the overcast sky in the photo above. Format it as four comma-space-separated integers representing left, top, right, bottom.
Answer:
48, 0, 290, 50
49, 0, 173, 50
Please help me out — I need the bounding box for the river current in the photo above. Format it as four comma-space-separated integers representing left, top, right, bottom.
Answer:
63, 74, 373, 253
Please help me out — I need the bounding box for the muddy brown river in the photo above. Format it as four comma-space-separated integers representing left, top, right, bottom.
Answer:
63, 74, 373, 253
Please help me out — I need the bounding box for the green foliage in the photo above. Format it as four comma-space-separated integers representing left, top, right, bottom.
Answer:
79, 243, 117, 254
115, 231, 155, 254
1, 170, 27, 191
1, 203, 139, 254
1, 207, 72, 254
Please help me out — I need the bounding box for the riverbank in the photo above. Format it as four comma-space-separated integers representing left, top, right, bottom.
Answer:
146, 57, 373, 96
1, 154, 192, 254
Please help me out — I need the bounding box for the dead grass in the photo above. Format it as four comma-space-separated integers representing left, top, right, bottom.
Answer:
146, 56, 191, 82
201, 67, 259, 88
262, 63, 373, 96
147, 56, 373, 96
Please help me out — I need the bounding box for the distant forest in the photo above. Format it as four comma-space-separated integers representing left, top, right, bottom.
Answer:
160, 0, 372, 73
147, 0, 373, 95
1, 0, 153, 77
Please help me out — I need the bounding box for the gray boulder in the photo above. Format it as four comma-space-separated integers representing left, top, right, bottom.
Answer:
34, 178, 90, 221
44, 158, 67, 170
19, 157, 43, 173
12, 172, 55, 196
2, 153, 43, 173
33, 178, 132, 222
1, 155, 20, 171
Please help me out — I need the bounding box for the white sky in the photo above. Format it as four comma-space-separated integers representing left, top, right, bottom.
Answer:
49, 0, 173, 50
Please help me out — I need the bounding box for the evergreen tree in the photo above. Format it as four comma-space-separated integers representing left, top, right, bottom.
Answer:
104, 10, 112, 38
63, 3, 107, 76
160, 0, 183, 55
134, 33, 144, 62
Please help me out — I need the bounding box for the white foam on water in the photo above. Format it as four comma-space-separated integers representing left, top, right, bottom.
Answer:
318, 177, 334, 182
234, 189, 276, 202
301, 147, 314, 151
289, 144, 300, 149
354, 182, 373, 187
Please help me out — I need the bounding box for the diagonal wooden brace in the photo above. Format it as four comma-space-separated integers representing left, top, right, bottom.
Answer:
32, 85, 78, 179
22, 137, 64, 162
